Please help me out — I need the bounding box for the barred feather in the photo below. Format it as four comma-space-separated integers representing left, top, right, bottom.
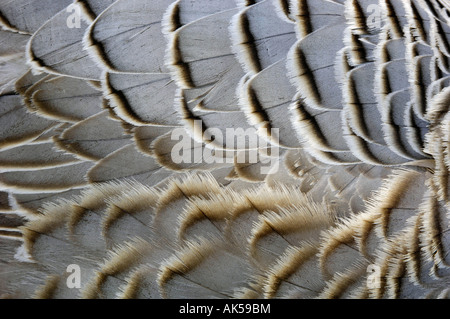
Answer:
0, 0, 448, 299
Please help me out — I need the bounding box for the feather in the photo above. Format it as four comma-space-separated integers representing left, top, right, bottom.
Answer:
0, 0, 448, 300
27, 5, 102, 80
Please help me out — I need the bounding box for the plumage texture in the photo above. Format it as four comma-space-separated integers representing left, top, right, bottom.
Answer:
0, 0, 449, 299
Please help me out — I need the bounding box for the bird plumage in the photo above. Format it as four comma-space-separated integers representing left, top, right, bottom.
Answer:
0, 0, 448, 299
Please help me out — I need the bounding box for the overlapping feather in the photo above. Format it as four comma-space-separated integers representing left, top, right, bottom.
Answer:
0, 0, 448, 299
